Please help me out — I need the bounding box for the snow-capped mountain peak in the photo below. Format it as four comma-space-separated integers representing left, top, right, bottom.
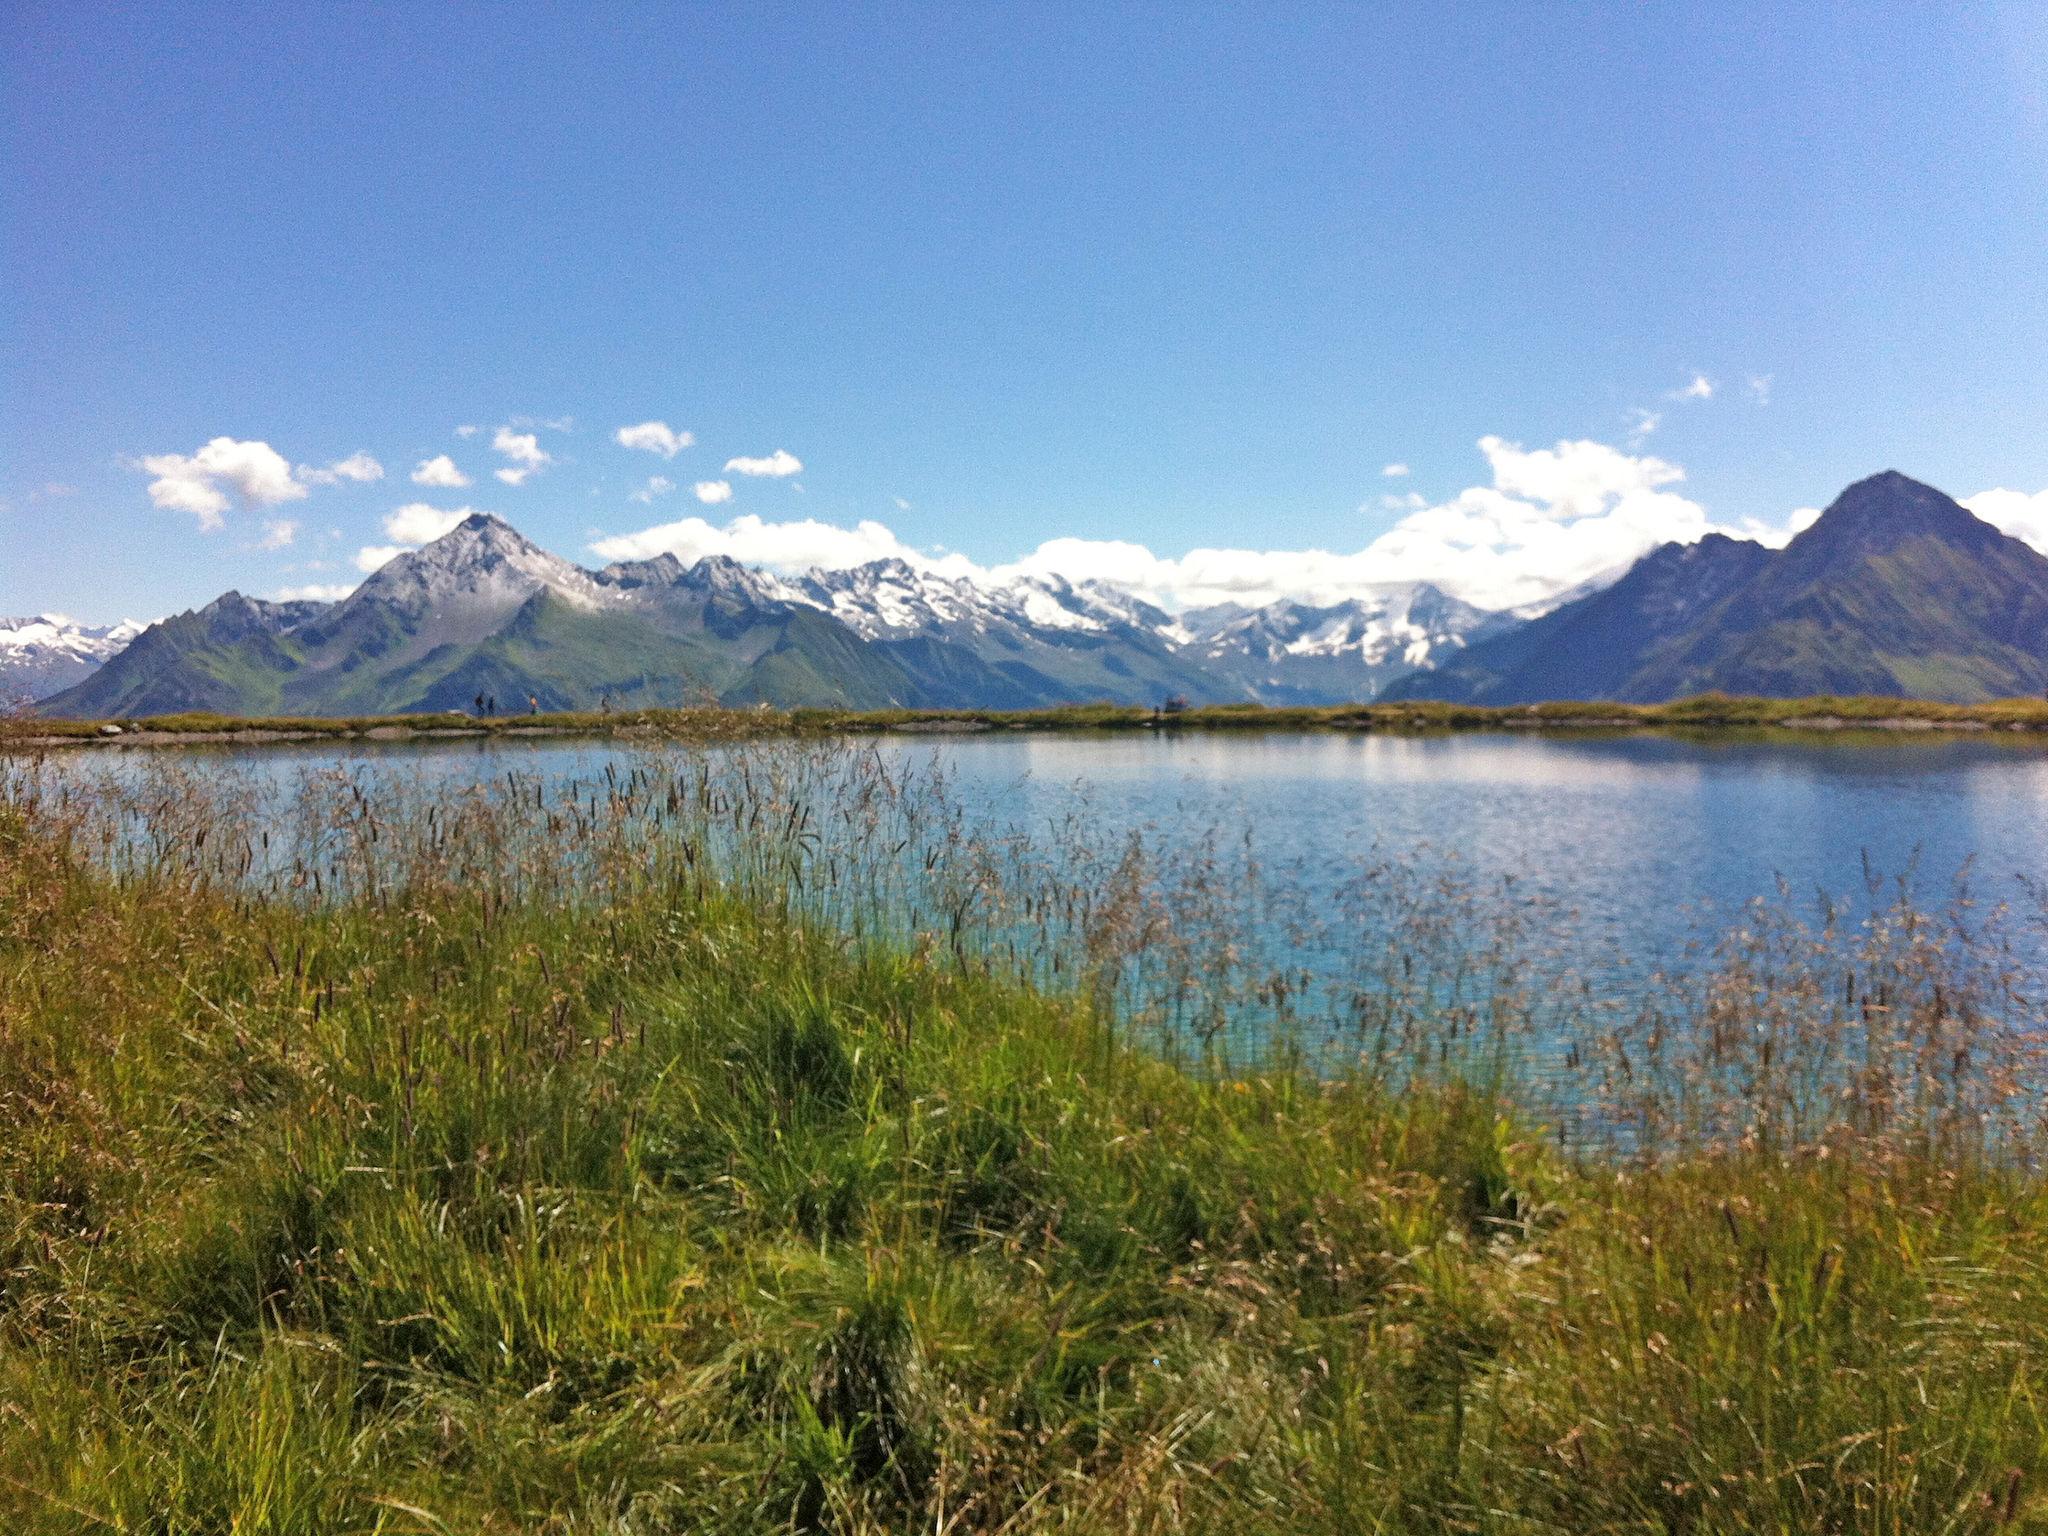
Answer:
329, 514, 610, 632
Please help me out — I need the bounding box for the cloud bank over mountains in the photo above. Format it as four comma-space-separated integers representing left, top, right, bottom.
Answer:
125, 421, 2048, 620
591, 434, 1835, 612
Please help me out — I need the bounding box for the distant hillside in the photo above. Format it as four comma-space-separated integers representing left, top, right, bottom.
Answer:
1388, 472, 2048, 705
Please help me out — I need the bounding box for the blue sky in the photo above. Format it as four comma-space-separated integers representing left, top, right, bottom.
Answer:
6, 2, 2048, 620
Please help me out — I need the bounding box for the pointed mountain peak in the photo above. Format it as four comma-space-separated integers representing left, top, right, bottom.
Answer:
431, 510, 539, 552
335, 512, 606, 622
1800, 471, 1987, 550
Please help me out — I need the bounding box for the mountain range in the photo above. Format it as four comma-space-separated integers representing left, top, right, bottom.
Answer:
0, 615, 149, 707
22, 472, 2048, 718
31, 513, 1499, 716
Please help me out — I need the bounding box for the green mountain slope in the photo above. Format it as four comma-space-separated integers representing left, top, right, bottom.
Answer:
40, 594, 320, 718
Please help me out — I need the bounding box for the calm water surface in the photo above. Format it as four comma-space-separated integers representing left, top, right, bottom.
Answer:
36, 727, 2048, 999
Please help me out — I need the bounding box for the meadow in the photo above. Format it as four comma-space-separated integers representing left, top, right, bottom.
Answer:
1, 743, 2045, 1533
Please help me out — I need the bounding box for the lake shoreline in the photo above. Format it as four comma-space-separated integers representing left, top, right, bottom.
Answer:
10, 692, 2048, 752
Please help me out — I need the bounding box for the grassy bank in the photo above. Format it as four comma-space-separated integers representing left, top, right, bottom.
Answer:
2, 754, 2045, 1532
10, 689, 2048, 748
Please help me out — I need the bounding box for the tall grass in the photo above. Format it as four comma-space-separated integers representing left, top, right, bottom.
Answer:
1, 742, 2044, 1532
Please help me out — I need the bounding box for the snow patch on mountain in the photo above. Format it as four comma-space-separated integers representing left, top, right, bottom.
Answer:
0, 614, 151, 701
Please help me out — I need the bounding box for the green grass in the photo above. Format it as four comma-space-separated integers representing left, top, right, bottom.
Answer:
1, 761, 2046, 1532
12, 688, 2048, 746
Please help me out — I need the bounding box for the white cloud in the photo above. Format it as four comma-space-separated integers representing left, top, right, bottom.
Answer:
1381, 463, 1410, 478
146, 476, 230, 528
1482, 435, 1685, 516
630, 476, 676, 504
258, 518, 299, 550
138, 436, 308, 530
354, 545, 407, 573
491, 427, 552, 485
271, 582, 356, 603
1624, 407, 1662, 445
1747, 374, 1774, 405
894, 496, 913, 511
724, 448, 803, 478
297, 450, 384, 486
1379, 492, 1426, 512
1963, 487, 2048, 553
1667, 374, 1715, 402
455, 424, 479, 438
382, 503, 476, 545
615, 421, 693, 458
694, 479, 733, 504
411, 454, 471, 488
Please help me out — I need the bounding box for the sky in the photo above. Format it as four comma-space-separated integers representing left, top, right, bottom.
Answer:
6, 2, 2048, 623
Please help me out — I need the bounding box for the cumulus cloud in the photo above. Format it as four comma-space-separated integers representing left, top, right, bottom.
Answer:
354, 545, 407, 573
382, 503, 477, 545
492, 427, 552, 486
258, 518, 299, 550
725, 449, 803, 478
455, 424, 479, 438
138, 437, 308, 530
615, 421, 693, 458
271, 582, 357, 603
1963, 487, 2048, 553
299, 450, 387, 487
297, 451, 384, 486
411, 454, 471, 488
1381, 463, 1410, 478
630, 476, 676, 504
1747, 374, 1774, 405
694, 480, 733, 504
1668, 374, 1715, 402
1326, 436, 1726, 607
1624, 408, 1662, 445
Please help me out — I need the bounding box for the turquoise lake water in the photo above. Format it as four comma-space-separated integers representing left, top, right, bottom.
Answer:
41, 726, 2048, 945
